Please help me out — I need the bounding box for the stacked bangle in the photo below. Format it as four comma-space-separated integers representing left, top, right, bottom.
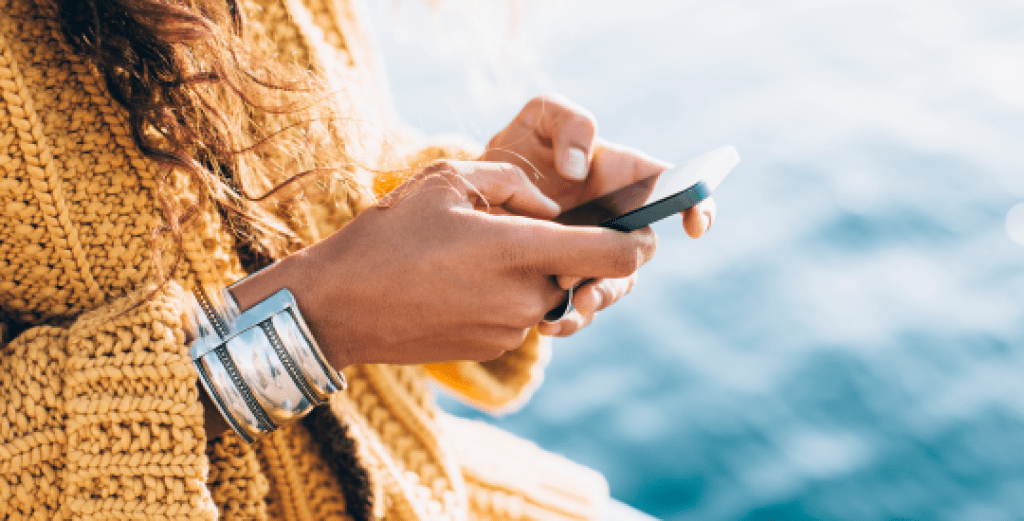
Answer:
188, 284, 346, 443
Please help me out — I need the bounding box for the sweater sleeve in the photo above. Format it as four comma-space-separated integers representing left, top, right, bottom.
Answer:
425, 329, 551, 414
0, 284, 218, 520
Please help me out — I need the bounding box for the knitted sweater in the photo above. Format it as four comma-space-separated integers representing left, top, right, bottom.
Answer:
0, 0, 609, 519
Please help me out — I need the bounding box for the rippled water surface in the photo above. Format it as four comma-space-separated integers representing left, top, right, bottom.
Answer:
365, 1, 1024, 518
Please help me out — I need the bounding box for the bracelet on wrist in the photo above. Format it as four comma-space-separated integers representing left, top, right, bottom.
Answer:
187, 282, 345, 443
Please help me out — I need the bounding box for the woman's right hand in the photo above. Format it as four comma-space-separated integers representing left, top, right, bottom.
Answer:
229, 160, 657, 368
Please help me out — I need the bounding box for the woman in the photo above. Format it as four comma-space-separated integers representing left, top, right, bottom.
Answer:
0, 0, 713, 518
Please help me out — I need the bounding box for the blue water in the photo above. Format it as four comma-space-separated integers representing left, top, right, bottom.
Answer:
364, 0, 1024, 518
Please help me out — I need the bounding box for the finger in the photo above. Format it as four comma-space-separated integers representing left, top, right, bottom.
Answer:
424, 160, 562, 219
537, 308, 592, 337
682, 197, 717, 238
547, 309, 594, 337
555, 274, 584, 290
586, 139, 673, 204
501, 221, 658, 279
573, 276, 636, 317
547, 276, 633, 336
537, 320, 562, 337
522, 94, 598, 182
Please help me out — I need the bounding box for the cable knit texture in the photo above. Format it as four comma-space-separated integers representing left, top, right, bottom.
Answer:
0, 0, 609, 519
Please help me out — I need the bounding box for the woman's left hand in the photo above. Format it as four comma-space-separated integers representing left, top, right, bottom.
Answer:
480, 93, 717, 336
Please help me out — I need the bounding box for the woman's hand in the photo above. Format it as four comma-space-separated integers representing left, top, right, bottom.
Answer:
479, 93, 716, 236
230, 160, 658, 368
481, 94, 716, 336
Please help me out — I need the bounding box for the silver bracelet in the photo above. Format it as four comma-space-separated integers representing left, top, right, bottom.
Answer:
188, 285, 346, 443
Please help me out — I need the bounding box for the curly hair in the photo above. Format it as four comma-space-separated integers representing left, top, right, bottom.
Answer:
54, 0, 382, 517
59, 0, 390, 261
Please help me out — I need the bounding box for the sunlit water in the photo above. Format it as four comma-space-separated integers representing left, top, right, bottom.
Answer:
363, 0, 1024, 518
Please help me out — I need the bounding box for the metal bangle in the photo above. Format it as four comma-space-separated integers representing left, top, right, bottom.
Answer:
189, 285, 346, 442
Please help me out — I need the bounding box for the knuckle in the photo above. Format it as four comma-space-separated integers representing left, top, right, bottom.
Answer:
638, 229, 658, 260
491, 225, 527, 268
498, 162, 527, 185
492, 227, 554, 276
422, 159, 454, 175
542, 93, 596, 131
528, 93, 576, 117
529, 93, 557, 109
573, 110, 598, 137
419, 160, 460, 185
499, 247, 526, 274
523, 93, 599, 141
595, 283, 617, 308
536, 92, 572, 108
611, 244, 644, 275
521, 96, 550, 124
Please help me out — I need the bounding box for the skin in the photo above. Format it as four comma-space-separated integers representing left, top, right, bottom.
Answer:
478, 94, 716, 336
200, 94, 717, 438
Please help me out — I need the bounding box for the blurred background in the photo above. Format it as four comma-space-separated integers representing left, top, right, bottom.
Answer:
363, 0, 1024, 519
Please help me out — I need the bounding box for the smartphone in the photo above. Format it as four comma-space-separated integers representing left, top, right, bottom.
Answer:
544, 146, 739, 321
599, 145, 739, 232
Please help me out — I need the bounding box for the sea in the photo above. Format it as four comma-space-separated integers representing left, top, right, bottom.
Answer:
363, 0, 1024, 519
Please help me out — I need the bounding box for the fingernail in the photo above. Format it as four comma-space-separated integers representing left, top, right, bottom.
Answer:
703, 210, 714, 232
562, 147, 588, 181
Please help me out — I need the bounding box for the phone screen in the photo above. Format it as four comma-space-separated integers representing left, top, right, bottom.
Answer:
557, 146, 739, 232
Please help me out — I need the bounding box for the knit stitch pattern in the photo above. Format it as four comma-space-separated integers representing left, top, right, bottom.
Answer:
0, 0, 610, 519
0, 284, 216, 519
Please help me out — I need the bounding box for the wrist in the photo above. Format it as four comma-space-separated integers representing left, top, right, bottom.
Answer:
227, 252, 356, 371
229, 254, 304, 313
189, 273, 347, 443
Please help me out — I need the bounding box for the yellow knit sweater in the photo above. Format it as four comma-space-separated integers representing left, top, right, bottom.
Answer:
0, 0, 608, 519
